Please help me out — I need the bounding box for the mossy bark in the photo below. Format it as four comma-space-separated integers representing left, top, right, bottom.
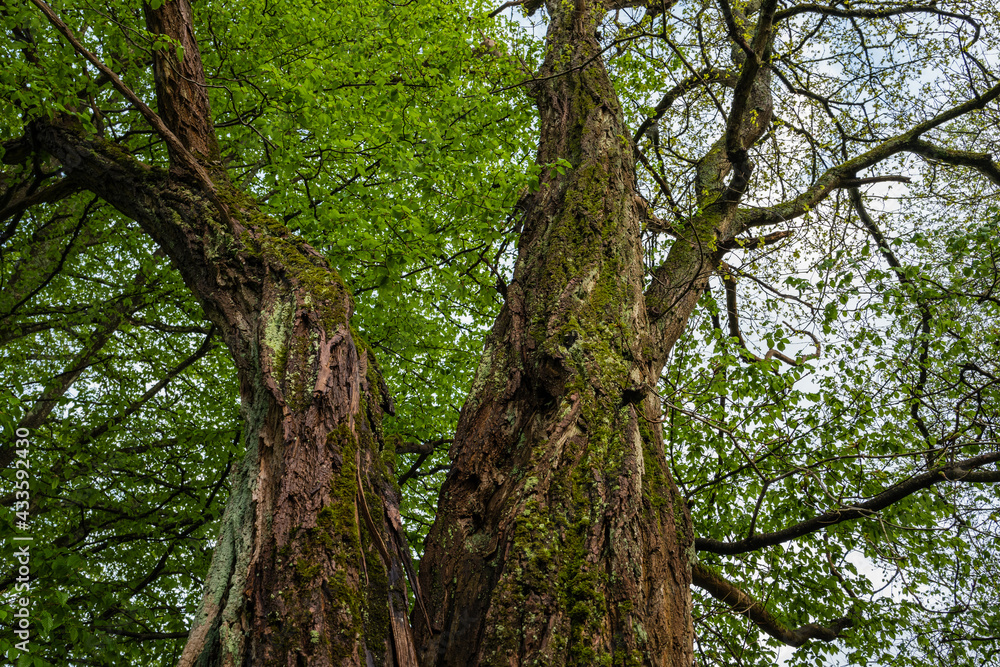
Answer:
416, 2, 693, 665
29, 2, 418, 665
33, 119, 418, 667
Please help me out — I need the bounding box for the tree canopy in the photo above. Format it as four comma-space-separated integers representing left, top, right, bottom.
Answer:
2, 0, 999, 665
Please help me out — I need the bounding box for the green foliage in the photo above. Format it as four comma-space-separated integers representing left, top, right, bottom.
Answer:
0, 202, 240, 665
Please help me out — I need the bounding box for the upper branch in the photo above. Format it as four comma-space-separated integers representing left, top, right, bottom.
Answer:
907, 140, 1000, 186
775, 3, 982, 46
695, 452, 1000, 555
27, 0, 230, 225
722, 0, 777, 172
142, 0, 219, 160
633, 68, 738, 145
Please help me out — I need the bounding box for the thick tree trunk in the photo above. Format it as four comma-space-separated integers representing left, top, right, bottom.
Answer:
416, 3, 694, 665
34, 124, 418, 667
29, 1, 419, 664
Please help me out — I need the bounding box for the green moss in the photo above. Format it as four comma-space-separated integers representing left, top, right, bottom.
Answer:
262, 298, 294, 378
295, 559, 322, 581
217, 181, 353, 340
320, 425, 360, 552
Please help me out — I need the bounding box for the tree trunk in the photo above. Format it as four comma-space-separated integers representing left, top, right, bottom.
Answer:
415, 3, 694, 665
30, 1, 419, 664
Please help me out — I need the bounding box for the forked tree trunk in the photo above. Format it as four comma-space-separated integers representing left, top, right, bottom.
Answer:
32, 1, 419, 664
415, 3, 694, 665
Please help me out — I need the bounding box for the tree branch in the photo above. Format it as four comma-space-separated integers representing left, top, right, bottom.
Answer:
27, 0, 230, 223
395, 437, 451, 455
850, 189, 935, 458
775, 4, 982, 46
907, 139, 1000, 186
718, 263, 819, 368
695, 452, 1000, 555
633, 68, 738, 144
94, 627, 190, 640
738, 78, 1000, 228
0, 172, 80, 227
692, 559, 853, 647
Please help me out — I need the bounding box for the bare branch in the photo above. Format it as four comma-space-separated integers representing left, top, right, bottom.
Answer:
907, 140, 1000, 186
738, 77, 1000, 228
633, 68, 738, 144
775, 4, 982, 47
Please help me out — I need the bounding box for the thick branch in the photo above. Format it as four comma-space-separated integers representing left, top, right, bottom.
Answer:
692, 559, 852, 647
722, 0, 777, 169
695, 452, 1000, 555
0, 173, 79, 225
907, 140, 1000, 186
143, 0, 219, 159
28, 0, 230, 223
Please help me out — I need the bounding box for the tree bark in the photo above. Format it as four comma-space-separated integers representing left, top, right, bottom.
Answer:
415, 2, 694, 665
26, 1, 418, 664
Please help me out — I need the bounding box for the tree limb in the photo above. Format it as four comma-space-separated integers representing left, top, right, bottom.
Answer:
27, 0, 231, 223
692, 559, 853, 647
738, 79, 1000, 229
633, 68, 738, 144
907, 140, 1000, 186
696, 452, 1000, 555
775, 3, 982, 46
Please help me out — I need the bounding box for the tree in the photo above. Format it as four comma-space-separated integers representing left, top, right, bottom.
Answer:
1, 0, 998, 665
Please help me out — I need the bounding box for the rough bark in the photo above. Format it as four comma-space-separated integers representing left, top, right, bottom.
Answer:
416, 2, 694, 665
25, 1, 417, 665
